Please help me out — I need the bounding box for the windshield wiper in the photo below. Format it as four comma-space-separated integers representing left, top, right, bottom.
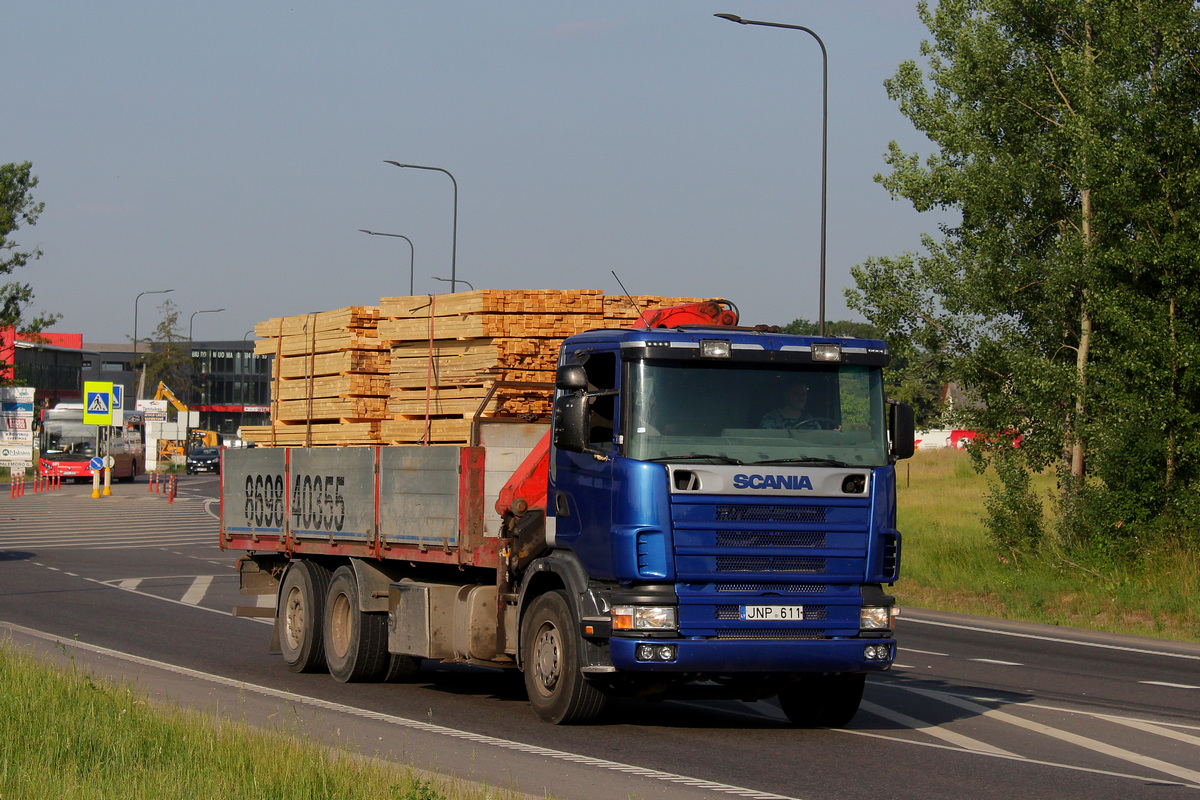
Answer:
752, 457, 853, 468
647, 453, 744, 465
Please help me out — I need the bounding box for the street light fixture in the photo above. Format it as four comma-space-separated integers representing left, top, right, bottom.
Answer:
384, 161, 459, 293
431, 276, 473, 291
187, 308, 225, 409
716, 13, 829, 336
360, 229, 416, 295
133, 288, 174, 357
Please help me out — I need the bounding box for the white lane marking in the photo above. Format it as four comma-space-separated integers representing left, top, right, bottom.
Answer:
1097, 714, 1200, 747
181, 575, 214, 605
903, 648, 949, 657
838, 728, 1197, 788
901, 685, 1200, 786
1, 622, 803, 800
1141, 681, 1200, 690
904, 616, 1200, 662
118, 579, 143, 590
971, 658, 1023, 666
858, 700, 1016, 756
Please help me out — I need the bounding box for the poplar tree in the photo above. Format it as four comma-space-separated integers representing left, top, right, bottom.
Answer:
0, 161, 59, 376
847, 0, 1200, 551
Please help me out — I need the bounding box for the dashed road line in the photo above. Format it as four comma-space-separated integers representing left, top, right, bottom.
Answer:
181, 575, 213, 605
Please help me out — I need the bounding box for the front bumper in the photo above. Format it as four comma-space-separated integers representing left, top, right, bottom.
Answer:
607, 635, 895, 673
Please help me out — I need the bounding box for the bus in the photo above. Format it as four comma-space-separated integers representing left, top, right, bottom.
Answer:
38, 403, 145, 482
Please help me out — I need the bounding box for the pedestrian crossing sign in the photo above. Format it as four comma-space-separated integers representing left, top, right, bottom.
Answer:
83, 381, 114, 425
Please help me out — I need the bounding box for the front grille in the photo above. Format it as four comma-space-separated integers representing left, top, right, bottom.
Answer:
715, 505, 827, 523
712, 629, 827, 640
715, 605, 828, 621
716, 582, 828, 593
716, 556, 826, 574
716, 531, 826, 548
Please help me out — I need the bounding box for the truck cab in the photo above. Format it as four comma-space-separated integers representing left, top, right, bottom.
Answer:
515, 326, 914, 723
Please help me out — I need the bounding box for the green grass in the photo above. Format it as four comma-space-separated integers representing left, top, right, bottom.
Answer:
895, 448, 1200, 643
0, 640, 532, 800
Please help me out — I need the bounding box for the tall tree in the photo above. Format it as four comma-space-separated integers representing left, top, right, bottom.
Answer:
848, 1, 1200, 549
0, 162, 59, 378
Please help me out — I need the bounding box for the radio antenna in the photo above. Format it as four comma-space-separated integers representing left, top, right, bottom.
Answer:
611, 271, 643, 317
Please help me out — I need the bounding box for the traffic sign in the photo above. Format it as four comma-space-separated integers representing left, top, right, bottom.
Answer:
89, 456, 104, 471
111, 384, 124, 410
83, 381, 114, 425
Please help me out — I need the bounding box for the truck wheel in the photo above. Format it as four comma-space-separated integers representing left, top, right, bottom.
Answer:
323, 566, 390, 682
383, 654, 422, 682
278, 560, 332, 673
777, 673, 866, 728
521, 590, 607, 724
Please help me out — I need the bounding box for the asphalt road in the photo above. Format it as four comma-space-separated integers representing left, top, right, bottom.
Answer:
2, 476, 1199, 800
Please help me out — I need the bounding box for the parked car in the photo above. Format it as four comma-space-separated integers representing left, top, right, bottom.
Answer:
186, 446, 221, 474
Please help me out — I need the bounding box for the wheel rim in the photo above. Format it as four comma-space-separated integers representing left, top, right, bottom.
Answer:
531, 622, 561, 697
284, 586, 304, 651
329, 592, 352, 659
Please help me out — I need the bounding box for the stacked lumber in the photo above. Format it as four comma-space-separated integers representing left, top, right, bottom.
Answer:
242, 290, 716, 447
243, 306, 388, 446
376, 290, 603, 444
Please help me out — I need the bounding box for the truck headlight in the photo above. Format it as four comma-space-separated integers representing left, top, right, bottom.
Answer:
860, 606, 896, 630
611, 605, 678, 631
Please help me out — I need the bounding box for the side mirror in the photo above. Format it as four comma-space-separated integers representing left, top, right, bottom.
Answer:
889, 401, 915, 461
554, 395, 589, 453
556, 364, 588, 392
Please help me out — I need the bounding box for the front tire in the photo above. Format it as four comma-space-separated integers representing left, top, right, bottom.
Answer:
278, 560, 332, 673
323, 566, 390, 682
777, 673, 866, 728
521, 590, 607, 724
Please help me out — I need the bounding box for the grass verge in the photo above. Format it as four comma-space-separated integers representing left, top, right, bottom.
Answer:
0, 640, 531, 800
895, 448, 1200, 643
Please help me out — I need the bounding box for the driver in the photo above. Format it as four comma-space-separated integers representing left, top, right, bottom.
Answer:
760, 378, 826, 430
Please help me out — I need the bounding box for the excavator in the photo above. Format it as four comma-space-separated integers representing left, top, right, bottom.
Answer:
154, 381, 219, 459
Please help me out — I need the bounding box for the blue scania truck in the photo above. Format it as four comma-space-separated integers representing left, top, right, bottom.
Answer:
222, 305, 915, 726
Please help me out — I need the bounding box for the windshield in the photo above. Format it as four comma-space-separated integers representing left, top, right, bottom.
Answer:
41, 419, 98, 456
624, 360, 889, 467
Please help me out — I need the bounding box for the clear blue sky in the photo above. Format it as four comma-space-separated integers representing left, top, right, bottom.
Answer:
6, 1, 945, 345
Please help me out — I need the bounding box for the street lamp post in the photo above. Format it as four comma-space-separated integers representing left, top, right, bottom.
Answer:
187, 307, 225, 415
359, 229, 416, 295
431, 276, 473, 291
133, 288, 174, 400
384, 161, 459, 293
716, 13, 829, 336
134, 288, 174, 357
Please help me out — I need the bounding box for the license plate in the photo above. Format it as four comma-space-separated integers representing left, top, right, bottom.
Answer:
740, 605, 805, 621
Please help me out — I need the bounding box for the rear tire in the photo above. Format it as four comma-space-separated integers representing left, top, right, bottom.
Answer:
777, 673, 865, 728
521, 590, 607, 724
383, 654, 422, 682
323, 565, 390, 682
278, 560, 332, 673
